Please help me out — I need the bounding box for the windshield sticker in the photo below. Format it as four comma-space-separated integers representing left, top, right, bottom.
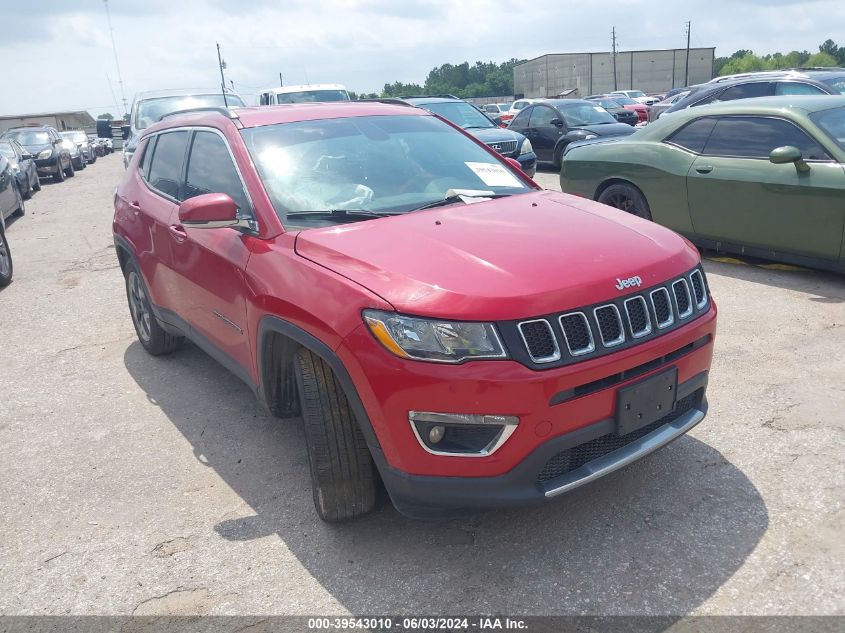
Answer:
465, 162, 522, 188
594, 107, 606, 112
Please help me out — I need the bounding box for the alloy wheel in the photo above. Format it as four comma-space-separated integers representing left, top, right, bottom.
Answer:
0, 232, 10, 278
128, 271, 152, 342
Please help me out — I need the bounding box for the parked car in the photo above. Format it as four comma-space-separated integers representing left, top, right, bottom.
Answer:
61, 136, 86, 171
62, 130, 96, 164
585, 97, 639, 126
662, 74, 842, 117
591, 95, 649, 123
647, 90, 692, 122
0, 151, 25, 222
100, 138, 114, 154
561, 95, 845, 272
609, 90, 660, 106
258, 83, 350, 105
506, 98, 543, 120
1, 125, 74, 182
483, 103, 514, 124
705, 68, 845, 90
123, 88, 247, 167
0, 139, 40, 198
402, 96, 536, 176
508, 99, 636, 167
113, 101, 717, 522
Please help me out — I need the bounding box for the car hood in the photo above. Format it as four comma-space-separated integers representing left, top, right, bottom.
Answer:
21, 143, 52, 154
464, 127, 525, 144
575, 122, 636, 137
294, 190, 699, 321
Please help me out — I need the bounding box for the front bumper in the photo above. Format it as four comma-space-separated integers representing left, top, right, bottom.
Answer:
35, 156, 60, 175
515, 152, 537, 177
380, 372, 708, 518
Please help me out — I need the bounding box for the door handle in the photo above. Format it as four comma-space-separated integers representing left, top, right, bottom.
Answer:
695, 165, 714, 174
168, 224, 188, 243
129, 201, 141, 215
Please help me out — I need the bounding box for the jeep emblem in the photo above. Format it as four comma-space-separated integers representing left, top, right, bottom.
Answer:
615, 276, 643, 290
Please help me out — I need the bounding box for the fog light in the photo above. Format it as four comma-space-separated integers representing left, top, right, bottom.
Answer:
409, 411, 519, 456
429, 425, 446, 444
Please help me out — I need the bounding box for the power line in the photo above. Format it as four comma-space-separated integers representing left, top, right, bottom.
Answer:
103, 0, 128, 117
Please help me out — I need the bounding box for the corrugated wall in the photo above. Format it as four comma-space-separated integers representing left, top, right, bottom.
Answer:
514, 48, 715, 98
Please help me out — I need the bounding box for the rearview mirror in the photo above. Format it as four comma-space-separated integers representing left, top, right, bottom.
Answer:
769, 145, 809, 172
178, 193, 250, 229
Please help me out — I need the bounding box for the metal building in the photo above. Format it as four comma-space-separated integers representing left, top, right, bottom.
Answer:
514, 48, 715, 98
0, 110, 96, 135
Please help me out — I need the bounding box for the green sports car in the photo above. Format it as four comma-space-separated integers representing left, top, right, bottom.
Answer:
560, 95, 845, 273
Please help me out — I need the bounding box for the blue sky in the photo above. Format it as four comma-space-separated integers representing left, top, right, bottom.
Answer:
1, 0, 840, 116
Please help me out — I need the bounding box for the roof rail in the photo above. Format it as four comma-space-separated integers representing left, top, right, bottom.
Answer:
358, 98, 416, 107
399, 94, 461, 100
158, 106, 240, 122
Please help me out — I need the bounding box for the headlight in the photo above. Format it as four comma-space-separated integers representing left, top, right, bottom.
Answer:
37, 149, 52, 159
519, 138, 533, 155
584, 134, 598, 140
363, 310, 507, 363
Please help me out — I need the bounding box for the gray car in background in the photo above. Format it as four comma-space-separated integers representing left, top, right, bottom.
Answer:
61, 131, 96, 165
122, 88, 246, 167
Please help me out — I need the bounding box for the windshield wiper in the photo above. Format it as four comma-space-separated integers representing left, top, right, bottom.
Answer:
410, 190, 511, 212
286, 209, 400, 220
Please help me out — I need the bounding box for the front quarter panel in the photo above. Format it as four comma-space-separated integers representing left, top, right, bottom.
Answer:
561, 141, 697, 234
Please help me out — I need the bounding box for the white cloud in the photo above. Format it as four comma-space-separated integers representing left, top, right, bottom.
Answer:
0, 0, 841, 116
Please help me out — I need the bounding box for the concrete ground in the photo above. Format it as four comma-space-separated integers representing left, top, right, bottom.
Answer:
0, 157, 842, 616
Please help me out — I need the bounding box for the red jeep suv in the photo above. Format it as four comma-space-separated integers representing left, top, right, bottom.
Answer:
113, 102, 717, 522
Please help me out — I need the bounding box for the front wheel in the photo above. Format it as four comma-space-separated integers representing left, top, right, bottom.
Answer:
13, 189, 25, 217
597, 183, 652, 220
124, 261, 184, 356
53, 160, 65, 183
65, 158, 75, 178
295, 348, 379, 522
0, 227, 13, 287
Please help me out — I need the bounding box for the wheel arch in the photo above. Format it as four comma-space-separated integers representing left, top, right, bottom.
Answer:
257, 316, 383, 453
593, 177, 646, 202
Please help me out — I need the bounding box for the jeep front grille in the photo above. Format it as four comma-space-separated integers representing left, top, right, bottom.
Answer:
509, 267, 709, 369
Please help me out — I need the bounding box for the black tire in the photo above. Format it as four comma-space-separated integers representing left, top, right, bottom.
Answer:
53, 160, 65, 183
0, 227, 12, 287
597, 182, 652, 220
13, 189, 25, 217
32, 172, 41, 192
553, 143, 568, 170
65, 158, 75, 178
295, 348, 379, 522
21, 179, 32, 200
124, 260, 184, 355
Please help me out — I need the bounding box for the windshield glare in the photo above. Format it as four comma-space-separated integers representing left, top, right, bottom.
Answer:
62, 131, 87, 142
810, 106, 845, 151
612, 97, 638, 105
240, 114, 530, 227
0, 143, 16, 159
134, 94, 246, 130
559, 103, 617, 126
6, 130, 50, 145
420, 101, 495, 129
275, 90, 349, 103
821, 77, 845, 94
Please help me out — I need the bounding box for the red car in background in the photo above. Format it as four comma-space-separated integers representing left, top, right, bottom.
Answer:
113, 101, 716, 522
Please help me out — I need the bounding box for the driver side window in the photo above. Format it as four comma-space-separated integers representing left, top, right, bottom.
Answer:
184, 131, 252, 217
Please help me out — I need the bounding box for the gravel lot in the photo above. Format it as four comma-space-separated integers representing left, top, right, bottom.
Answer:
0, 157, 842, 616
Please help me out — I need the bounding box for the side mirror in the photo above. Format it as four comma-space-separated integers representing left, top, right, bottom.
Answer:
769, 145, 809, 172
492, 116, 504, 127
503, 157, 523, 172
21, 152, 32, 160
549, 118, 564, 127
178, 193, 250, 229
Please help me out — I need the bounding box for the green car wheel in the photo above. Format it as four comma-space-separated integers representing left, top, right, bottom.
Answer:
598, 183, 652, 220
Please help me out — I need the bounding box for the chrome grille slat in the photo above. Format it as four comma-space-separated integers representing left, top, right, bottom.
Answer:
517, 319, 560, 363
558, 312, 595, 356
689, 270, 707, 309
624, 295, 652, 338
672, 279, 693, 319
650, 287, 674, 329
593, 304, 625, 347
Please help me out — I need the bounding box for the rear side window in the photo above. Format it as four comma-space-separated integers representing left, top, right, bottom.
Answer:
139, 137, 155, 179
529, 105, 558, 127
184, 131, 250, 215
665, 118, 717, 153
715, 82, 773, 101
509, 107, 531, 128
703, 116, 831, 160
146, 131, 189, 199
774, 82, 826, 96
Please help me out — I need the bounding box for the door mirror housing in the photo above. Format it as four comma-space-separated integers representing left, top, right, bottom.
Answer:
178, 193, 250, 229
769, 145, 809, 172
503, 157, 523, 172
549, 118, 564, 127
21, 152, 32, 160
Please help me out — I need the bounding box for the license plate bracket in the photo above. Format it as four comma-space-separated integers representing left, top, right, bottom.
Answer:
616, 368, 678, 435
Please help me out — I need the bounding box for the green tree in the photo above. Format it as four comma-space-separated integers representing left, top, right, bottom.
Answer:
718, 41, 841, 77
805, 51, 839, 67
98, 113, 114, 120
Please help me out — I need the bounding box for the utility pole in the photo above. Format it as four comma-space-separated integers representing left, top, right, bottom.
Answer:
279, 73, 284, 87
684, 21, 691, 87
216, 42, 229, 107
611, 27, 618, 91
103, 0, 128, 117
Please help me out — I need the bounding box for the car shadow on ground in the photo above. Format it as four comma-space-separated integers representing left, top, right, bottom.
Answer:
702, 256, 845, 304
124, 341, 767, 617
